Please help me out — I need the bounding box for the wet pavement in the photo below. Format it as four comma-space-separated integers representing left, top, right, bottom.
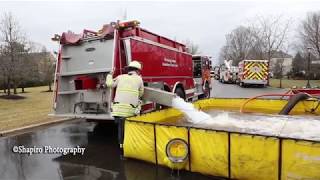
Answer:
0, 120, 223, 180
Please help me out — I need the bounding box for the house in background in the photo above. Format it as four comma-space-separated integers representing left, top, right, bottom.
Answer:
269, 51, 293, 76
311, 59, 320, 79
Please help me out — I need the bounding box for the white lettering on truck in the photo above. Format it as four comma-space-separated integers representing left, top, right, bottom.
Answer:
162, 58, 178, 67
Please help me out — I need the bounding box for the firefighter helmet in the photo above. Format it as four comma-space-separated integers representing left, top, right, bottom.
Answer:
128, 61, 142, 70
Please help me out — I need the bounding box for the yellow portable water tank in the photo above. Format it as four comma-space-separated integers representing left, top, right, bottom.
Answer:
124, 98, 320, 180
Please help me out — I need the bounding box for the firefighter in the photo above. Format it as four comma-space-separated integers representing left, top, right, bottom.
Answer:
106, 61, 144, 158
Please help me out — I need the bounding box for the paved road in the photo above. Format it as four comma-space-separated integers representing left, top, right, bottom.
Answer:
211, 80, 288, 98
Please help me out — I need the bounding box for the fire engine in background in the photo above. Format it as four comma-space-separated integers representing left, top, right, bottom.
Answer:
192, 55, 212, 98
51, 20, 211, 120
219, 60, 238, 84
211, 66, 220, 80
237, 59, 269, 87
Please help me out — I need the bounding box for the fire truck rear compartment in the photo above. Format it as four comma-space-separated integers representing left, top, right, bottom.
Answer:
55, 38, 115, 119
56, 74, 111, 116
60, 38, 114, 76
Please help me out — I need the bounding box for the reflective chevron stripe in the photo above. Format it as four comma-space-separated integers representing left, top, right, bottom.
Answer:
244, 61, 268, 80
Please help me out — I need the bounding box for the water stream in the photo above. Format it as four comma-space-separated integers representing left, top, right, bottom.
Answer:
172, 97, 212, 123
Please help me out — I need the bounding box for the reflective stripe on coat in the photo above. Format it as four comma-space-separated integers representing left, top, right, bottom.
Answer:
107, 71, 144, 117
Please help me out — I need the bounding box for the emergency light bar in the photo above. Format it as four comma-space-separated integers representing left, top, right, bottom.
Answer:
118, 20, 140, 29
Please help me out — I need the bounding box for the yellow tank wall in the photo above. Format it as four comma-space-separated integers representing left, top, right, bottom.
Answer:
128, 108, 183, 122
230, 134, 279, 180
194, 98, 320, 115
281, 140, 320, 180
124, 121, 156, 163
190, 129, 228, 177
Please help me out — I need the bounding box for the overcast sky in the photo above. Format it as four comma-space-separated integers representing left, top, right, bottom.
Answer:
1, 1, 320, 64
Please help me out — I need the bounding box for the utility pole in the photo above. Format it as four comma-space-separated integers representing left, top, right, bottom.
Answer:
306, 47, 312, 88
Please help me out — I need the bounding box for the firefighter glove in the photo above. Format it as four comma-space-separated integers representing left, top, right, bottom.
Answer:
106, 74, 113, 87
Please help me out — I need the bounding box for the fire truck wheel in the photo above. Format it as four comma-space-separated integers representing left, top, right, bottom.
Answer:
240, 82, 244, 87
175, 88, 186, 100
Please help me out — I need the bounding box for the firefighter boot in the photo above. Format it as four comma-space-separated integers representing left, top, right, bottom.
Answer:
119, 144, 126, 160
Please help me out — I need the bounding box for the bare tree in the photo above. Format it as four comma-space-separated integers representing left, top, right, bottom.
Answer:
291, 52, 305, 78
17, 44, 39, 93
0, 12, 27, 95
184, 39, 200, 55
221, 26, 256, 65
299, 11, 320, 59
250, 15, 291, 61
39, 47, 55, 92
0, 45, 7, 93
273, 58, 284, 88
218, 45, 231, 64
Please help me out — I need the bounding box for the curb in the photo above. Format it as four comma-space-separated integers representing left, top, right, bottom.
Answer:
0, 118, 75, 137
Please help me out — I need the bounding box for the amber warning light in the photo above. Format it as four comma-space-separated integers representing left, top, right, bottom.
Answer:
118, 20, 140, 29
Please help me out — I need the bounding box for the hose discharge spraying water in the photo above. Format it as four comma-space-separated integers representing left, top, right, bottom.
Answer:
172, 97, 212, 124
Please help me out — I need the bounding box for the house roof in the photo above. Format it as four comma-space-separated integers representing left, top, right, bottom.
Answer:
270, 51, 292, 58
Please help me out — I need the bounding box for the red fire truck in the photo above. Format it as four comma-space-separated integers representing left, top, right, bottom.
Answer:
52, 20, 211, 120
192, 55, 212, 98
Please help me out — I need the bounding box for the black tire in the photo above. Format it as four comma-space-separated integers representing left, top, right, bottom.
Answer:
259, 84, 266, 88
175, 87, 186, 100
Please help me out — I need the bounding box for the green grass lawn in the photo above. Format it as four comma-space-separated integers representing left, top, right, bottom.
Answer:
0, 86, 60, 132
269, 79, 320, 88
